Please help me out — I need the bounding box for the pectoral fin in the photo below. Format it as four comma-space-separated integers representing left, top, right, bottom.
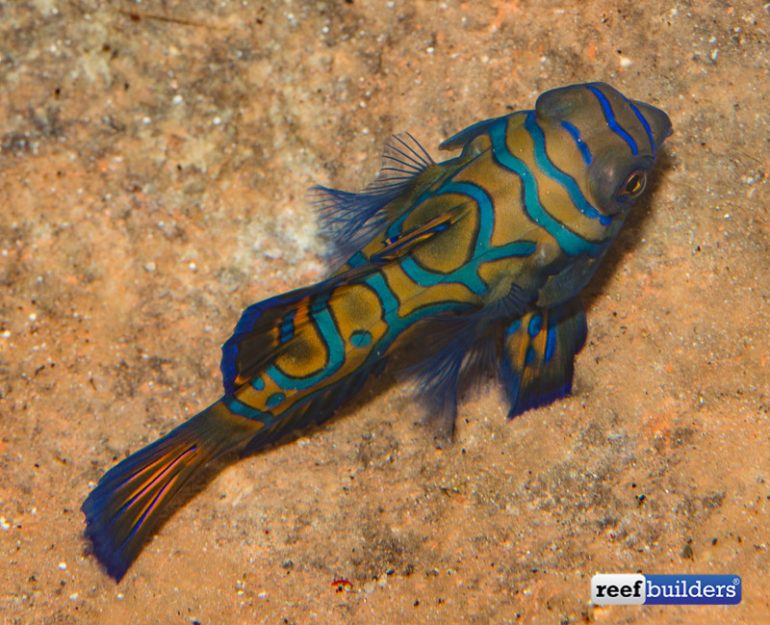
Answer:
500, 300, 587, 418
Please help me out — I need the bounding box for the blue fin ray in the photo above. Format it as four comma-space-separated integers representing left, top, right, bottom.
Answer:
406, 315, 485, 442
406, 282, 537, 441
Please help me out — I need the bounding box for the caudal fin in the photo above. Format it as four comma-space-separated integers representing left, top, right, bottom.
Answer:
81, 401, 260, 581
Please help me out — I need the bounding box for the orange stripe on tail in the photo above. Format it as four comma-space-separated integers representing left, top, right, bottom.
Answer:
82, 401, 261, 581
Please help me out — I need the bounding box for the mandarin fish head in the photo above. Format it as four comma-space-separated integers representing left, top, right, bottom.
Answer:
535, 82, 672, 217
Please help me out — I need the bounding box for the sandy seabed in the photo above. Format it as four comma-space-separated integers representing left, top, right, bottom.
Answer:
1, 1, 768, 624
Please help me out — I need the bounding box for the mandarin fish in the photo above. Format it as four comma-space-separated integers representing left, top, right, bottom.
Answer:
82, 82, 671, 580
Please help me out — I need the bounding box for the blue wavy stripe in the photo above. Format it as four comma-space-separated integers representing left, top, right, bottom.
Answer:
400, 255, 488, 294
443, 181, 495, 252
266, 298, 477, 425
224, 395, 274, 422
347, 251, 367, 268
489, 118, 604, 258
363, 271, 400, 315
396, 181, 535, 295
526, 113, 611, 226
385, 184, 434, 240
397, 181, 491, 294
559, 120, 592, 165
484, 240, 538, 261
387, 300, 476, 344
585, 85, 638, 155
266, 296, 345, 391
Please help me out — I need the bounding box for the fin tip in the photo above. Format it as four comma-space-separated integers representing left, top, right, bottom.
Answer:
82, 493, 132, 582
506, 380, 574, 420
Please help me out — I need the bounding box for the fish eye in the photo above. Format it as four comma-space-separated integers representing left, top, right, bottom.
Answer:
618, 170, 647, 199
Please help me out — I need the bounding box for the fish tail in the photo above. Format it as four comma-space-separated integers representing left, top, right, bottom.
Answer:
81, 401, 261, 581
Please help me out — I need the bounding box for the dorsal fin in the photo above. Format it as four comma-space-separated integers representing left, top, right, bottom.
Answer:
380, 132, 434, 179
439, 115, 508, 152
313, 133, 438, 266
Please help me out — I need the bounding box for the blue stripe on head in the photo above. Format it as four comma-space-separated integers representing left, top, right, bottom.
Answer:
526, 113, 611, 226
559, 120, 593, 165
489, 118, 606, 258
585, 85, 638, 155
626, 99, 656, 154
